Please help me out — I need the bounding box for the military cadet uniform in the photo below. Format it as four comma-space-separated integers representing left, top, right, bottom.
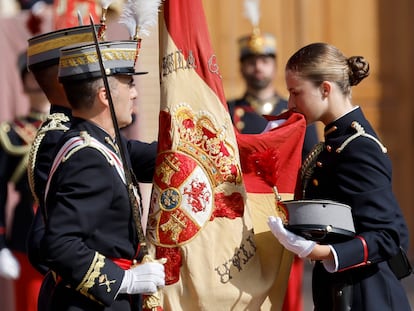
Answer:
0, 111, 46, 253
26, 27, 158, 311
43, 120, 144, 310
26, 25, 102, 275
0, 109, 47, 310
301, 106, 411, 310
38, 40, 159, 311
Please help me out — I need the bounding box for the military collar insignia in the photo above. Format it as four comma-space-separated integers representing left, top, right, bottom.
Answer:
245, 93, 280, 115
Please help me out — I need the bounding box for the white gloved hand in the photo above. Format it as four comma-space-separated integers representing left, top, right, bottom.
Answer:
118, 261, 165, 295
268, 216, 316, 258
0, 248, 20, 279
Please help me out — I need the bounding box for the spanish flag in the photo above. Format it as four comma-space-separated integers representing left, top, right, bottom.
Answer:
147, 0, 305, 309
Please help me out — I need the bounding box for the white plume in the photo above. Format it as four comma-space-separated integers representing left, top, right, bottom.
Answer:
119, 0, 162, 39
100, 0, 113, 10
244, 0, 260, 27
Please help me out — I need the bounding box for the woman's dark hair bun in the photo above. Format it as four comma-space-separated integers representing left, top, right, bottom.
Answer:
348, 56, 370, 86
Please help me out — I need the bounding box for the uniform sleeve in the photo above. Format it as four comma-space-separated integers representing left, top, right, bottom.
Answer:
27, 210, 49, 274
27, 129, 64, 274
41, 147, 125, 306
0, 123, 21, 249
331, 136, 408, 271
127, 140, 157, 183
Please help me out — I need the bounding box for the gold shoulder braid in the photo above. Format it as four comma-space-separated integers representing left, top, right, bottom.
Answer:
300, 121, 387, 198
27, 113, 70, 206
0, 121, 32, 155
300, 142, 325, 198
336, 121, 387, 153
0, 119, 41, 183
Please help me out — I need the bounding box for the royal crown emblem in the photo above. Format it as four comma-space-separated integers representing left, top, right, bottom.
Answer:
147, 103, 243, 247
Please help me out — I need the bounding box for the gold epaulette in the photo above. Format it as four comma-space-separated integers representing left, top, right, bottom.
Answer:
27, 113, 70, 206
0, 119, 42, 183
61, 131, 115, 165
0, 121, 31, 156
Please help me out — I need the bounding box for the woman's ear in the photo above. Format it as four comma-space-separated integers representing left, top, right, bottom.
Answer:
320, 81, 331, 97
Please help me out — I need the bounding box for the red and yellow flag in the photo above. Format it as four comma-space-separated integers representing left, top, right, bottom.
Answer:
147, 0, 305, 309
53, 0, 100, 29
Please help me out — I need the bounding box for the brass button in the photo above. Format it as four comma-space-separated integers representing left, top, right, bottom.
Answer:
235, 108, 245, 117
312, 179, 319, 186
236, 121, 245, 131
326, 145, 332, 152
316, 161, 322, 167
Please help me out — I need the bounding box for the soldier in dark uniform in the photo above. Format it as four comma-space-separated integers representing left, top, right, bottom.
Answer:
38, 40, 165, 311
0, 51, 49, 311
26, 26, 160, 311
26, 26, 99, 276
227, 31, 319, 159
268, 42, 411, 310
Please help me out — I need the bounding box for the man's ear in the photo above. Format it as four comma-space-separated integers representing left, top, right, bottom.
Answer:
97, 86, 109, 106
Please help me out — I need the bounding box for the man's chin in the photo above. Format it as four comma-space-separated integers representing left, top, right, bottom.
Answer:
251, 79, 271, 90
119, 116, 135, 129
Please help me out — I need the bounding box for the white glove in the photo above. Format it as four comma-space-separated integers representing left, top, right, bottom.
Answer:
0, 248, 20, 279
268, 216, 316, 258
118, 262, 165, 295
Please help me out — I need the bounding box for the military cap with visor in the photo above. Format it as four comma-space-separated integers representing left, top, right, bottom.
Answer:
27, 25, 101, 71
58, 40, 147, 82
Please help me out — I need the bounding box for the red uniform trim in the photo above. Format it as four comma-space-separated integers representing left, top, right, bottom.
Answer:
111, 258, 135, 270
356, 235, 369, 263
338, 235, 369, 272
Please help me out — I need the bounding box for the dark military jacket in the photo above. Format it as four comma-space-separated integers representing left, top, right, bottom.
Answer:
227, 93, 319, 159
0, 111, 46, 252
28, 107, 157, 310
27, 105, 72, 274
28, 105, 72, 213
303, 107, 410, 310
40, 118, 151, 310
27, 106, 157, 272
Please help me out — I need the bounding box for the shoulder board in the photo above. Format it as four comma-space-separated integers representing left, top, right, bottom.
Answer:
336, 121, 387, 153
28, 112, 71, 205
13, 117, 42, 144
0, 121, 30, 155
38, 113, 70, 135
